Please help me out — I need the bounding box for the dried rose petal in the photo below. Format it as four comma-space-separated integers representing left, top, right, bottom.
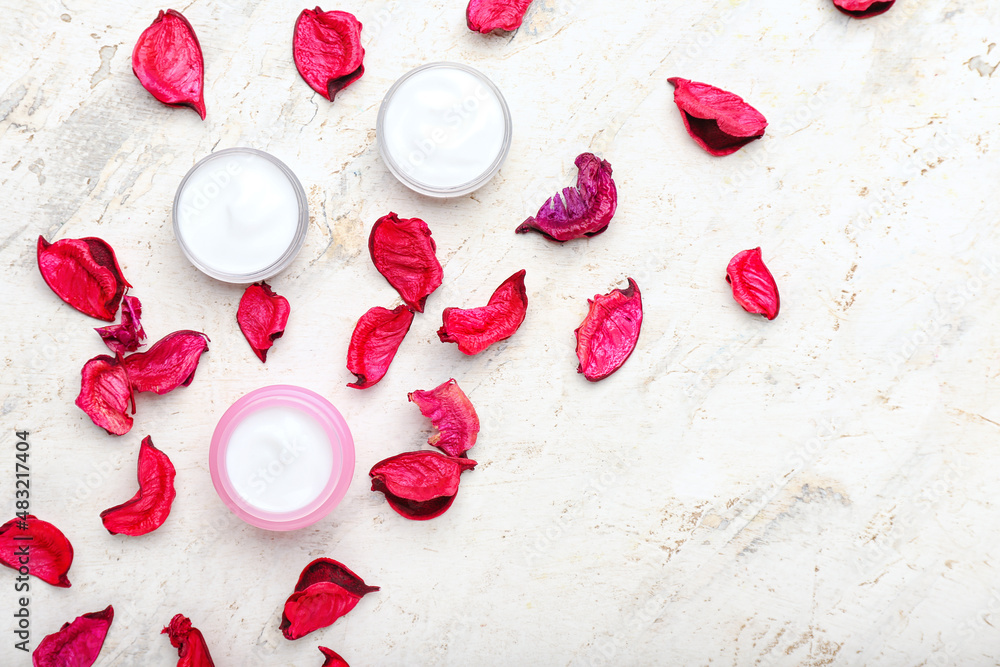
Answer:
32, 605, 113, 667
132, 10, 206, 119
575, 278, 643, 382
346, 306, 414, 389
123, 330, 210, 394
667, 78, 767, 156
466, 0, 534, 33
726, 248, 780, 320
100, 436, 176, 536
320, 647, 350, 667
408, 379, 480, 458
280, 558, 380, 640
438, 269, 528, 355
370, 451, 477, 520
237, 282, 291, 363
0, 515, 73, 588
162, 614, 215, 667
369, 213, 444, 313
75, 355, 135, 436
294, 8, 365, 101
832, 0, 895, 17
37, 236, 131, 322
516, 153, 617, 242
95, 295, 146, 355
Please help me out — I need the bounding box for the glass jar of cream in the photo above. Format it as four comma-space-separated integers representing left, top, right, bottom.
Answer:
376, 62, 513, 197
209, 385, 354, 531
172, 148, 309, 282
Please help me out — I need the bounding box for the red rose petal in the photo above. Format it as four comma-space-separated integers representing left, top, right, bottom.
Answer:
369, 213, 444, 313
32, 605, 113, 667
346, 306, 414, 389
280, 558, 379, 641
123, 330, 210, 394
95, 295, 147, 355
75, 355, 135, 436
466, 0, 534, 33
667, 78, 767, 156
408, 379, 480, 458
132, 10, 206, 119
37, 236, 131, 322
293, 7, 365, 101
237, 282, 291, 363
370, 451, 477, 520
100, 436, 177, 536
438, 269, 528, 355
575, 278, 643, 382
162, 614, 215, 667
0, 515, 73, 588
319, 647, 350, 667
833, 0, 895, 17
726, 247, 780, 320
516, 153, 617, 242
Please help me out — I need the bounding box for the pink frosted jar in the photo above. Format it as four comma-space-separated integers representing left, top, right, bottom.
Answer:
209, 385, 354, 531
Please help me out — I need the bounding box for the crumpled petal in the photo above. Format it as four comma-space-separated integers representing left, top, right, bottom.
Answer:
162, 614, 215, 667
95, 295, 146, 355
667, 78, 767, 156
370, 451, 477, 520
575, 278, 643, 382
832, 0, 895, 17
100, 436, 177, 536
466, 0, 534, 33
438, 270, 528, 355
123, 330, 210, 394
319, 647, 350, 667
0, 515, 73, 588
726, 248, 780, 320
346, 306, 414, 389
369, 213, 444, 313
294, 7, 365, 101
516, 154, 617, 242
132, 10, 206, 119
408, 379, 480, 458
280, 558, 380, 640
237, 282, 290, 363
75, 355, 135, 436
37, 236, 131, 322
32, 605, 113, 667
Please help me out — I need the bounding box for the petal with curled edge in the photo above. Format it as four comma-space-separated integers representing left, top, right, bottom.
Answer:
132, 10, 206, 118
575, 278, 643, 382
0, 515, 74, 588
32, 605, 113, 667
37, 236, 131, 321
516, 154, 617, 242
100, 436, 177, 536
438, 270, 527, 355
280, 559, 379, 640
726, 248, 780, 320
370, 451, 477, 520
668, 78, 767, 156
293, 8, 364, 101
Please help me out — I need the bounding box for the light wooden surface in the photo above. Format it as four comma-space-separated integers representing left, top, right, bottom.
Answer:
3, 0, 1000, 665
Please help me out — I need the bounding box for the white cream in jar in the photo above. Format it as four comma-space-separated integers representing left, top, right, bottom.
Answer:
224, 405, 333, 514
172, 148, 308, 282
377, 62, 512, 197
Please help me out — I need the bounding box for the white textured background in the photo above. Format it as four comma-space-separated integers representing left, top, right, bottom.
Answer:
3, 0, 1000, 665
